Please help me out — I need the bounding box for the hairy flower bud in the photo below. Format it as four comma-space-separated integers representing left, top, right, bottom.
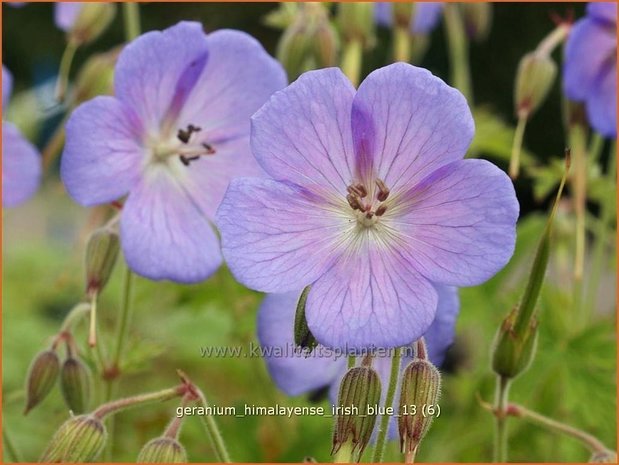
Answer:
24, 349, 60, 414
398, 359, 442, 456
40, 414, 107, 462
137, 437, 187, 463
85, 227, 120, 298
60, 356, 92, 414
337, 3, 376, 48
514, 51, 557, 119
294, 286, 317, 352
332, 366, 382, 461
492, 308, 539, 379
313, 19, 339, 69
69, 3, 116, 45
74, 47, 119, 105
276, 16, 312, 79
462, 3, 492, 41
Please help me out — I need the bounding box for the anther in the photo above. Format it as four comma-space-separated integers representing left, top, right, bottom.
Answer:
347, 184, 367, 198
375, 179, 390, 202
177, 124, 202, 144
365, 211, 374, 220
202, 143, 216, 155
347, 194, 363, 211
179, 155, 200, 166
375, 205, 387, 217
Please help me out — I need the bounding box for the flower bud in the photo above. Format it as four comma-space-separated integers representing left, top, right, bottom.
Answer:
24, 349, 60, 414
514, 51, 557, 119
69, 3, 116, 46
398, 359, 442, 456
491, 308, 539, 379
337, 3, 376, 48
332, 366, 382, 460
73, 47, 119, 105
40, 414, 107, 462
462, 3, 492, 41
60, 356, 92, 414
276, 16, 312, 79
313, 18, 339, 69
85, 227, 120, 298
294, 286, 317, 352
137, 437, 187, 463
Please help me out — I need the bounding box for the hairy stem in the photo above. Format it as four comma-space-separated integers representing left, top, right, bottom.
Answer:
493, 376, 511, 462
197, 390, 232, 462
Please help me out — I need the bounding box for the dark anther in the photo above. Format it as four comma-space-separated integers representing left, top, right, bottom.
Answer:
347, 183, 368, 198
177, 124, 202, 144
365, 211, 374, 220
375, 205, 387, 217
202, 143, 216, 155
180, 155, 200, 166
347, 194, 363, 211
375, 179, 390, 202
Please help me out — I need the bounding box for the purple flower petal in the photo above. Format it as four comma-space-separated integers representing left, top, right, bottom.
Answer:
564, 17, 616, 102
411, 3, 444, 34
395, 159, 518, 286
587, 62, 617, 137
60, 96, 144, 206
216, 177, 344, 293
2, 122, 42, 207
306, 246, 438, 350
54, 2, 83, 32
374, 3, 393, 26
587, 2, 617, 24
2, 64, 12, 110
120, 167, 222, 283
251, 68, 356, 197
424, 284, 459, 365
351, 63, 474, 193
258, 292, 346, 396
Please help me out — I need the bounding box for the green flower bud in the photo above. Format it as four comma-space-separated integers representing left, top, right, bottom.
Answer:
40, 414, 107, 462
313, 18, 339, 69
85, 227, 120, 298
73, 47, 119, 105
69, 3, 116, 46
294, 286, 317, 352
276, 15, 312, 79
337, 3, 376, 48
332, 366, 382, 461
60, 357, 92, 414
491, 308, 539, 379
514, 51, 556, 118
398, 359, 442, 456
24, 349, 60, 414
462, 3, 492, 41
137, 437, 187, 463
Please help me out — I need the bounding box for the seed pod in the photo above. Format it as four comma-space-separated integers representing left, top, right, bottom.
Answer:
60, 357, 92, 414
294, 286, 317, 352
337, 3, 376, 47
73, 47, 119, 105
462, 3, 492, 41
491, 308, 538, 379
514, 51, 557, 119
398, 359, 442, 456
313, 19, 339, 69
40, 414, 107, 462
137, 437, 187, 463
24, 349, 60, 414
332, 366, 382, 461
85, 227, 120, 298
69, 3, 116, 46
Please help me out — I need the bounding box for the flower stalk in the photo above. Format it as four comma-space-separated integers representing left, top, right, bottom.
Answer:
443, 3, 472, 102
341, 37, 363, 87
493, 376, 511, 462
393, 26, 411, 62
55, 39, 78, 102
123, 2, 141, 42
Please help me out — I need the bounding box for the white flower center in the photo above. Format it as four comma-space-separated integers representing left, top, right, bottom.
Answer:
346, 179, 390, 229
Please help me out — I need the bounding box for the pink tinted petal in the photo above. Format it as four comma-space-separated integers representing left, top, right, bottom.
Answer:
352, 63, 474, 193
60, 96, 143, 206
54, 2, 82, 31
425, 284, 459, 365
178, 29, 286, 142
306, 244, 438, 350
216, 177, 348, 293
411, 3, 443, 34
114, 21, 210, 132
2, 64, 12, 110
251, 68, 356, 196
394, 159, 518, 286
120, 167, 222, 283
587, 2, 617, 24
587, 63, 617, 137
258, 292, 346, 396
2, 122, 41, 207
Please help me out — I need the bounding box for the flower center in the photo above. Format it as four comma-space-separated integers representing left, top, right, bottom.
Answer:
346, 179, 390, 228
150, 123, 216, 167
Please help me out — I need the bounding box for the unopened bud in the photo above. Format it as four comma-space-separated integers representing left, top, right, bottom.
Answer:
74, 47, 119, 105
514, 51, 557, 119
85, 227, 120, 298
313, 19, 339, 68
332, 366, 382, 460
294, 286, 317, 352
398, 360, 442, 456
337, 3, 376, 48
40, 414, 107, 462
69, 3, 116, 46
491, 308, 538, 379
276, 16, 312, 79
24, 349, 60, 414
462, 3, 492, 41
137, 437, 187, 463
60, 356, 92, 414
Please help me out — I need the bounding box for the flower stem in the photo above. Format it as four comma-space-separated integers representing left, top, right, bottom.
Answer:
197, 389, 232, 462
55, 39, 78, 102
341, 37, 363, 87
333, 439, 354, 463
510, 114, 528, 179
111, 268, 134, 369
3, 426, 22, 463
42, 114, 68, 171
371, 348, 402, 462
347, 355, 355, 369
569, 124, 588, 288
59, 302, 91, 332
123, 2, 141, 42
93, 386, 184, 419
404, 445, 418, 463
393, 26, 411, 62
493, 375, 511, 462
508, 403, 614, 456
443, 3, 473, 103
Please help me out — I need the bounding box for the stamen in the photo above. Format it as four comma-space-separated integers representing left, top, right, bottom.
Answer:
375, 179, 390, 202
347, 194, 363, 211
347, 184, 367, 198
177, 124, 202, 144
375, 205, 387, 217
202, 143, 216, 155
180, 155, 201, 166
